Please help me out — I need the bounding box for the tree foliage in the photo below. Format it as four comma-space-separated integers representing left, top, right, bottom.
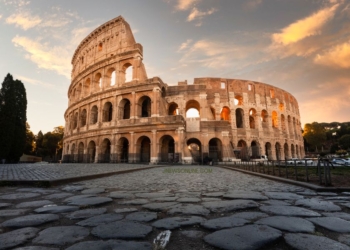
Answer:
0, 73, 27, 162
303, 122, 326, 151
339, 134, 350, 150
24, 122, 35, 155
35, 126, 64, 160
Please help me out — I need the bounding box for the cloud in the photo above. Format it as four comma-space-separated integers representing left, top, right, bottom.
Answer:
314, 41, 350, 68
2, 0, 30, 7
272, 4, 338, 46
12, 35, 71, 78
177, 39, 193, 52
187, 7, 217, 22
6, 11, 42, 30
243, 0, 262, 10
176, 0, 199, 10
15, 75, 54, 88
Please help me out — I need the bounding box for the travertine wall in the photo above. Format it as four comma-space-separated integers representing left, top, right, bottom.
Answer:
62, 16, 304, 164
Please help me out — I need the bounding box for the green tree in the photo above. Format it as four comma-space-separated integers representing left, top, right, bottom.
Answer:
42, 126, 64, 160
303, 122, 326, 151
0, 74, 27, 162
24, 122, 35, 155
35, 130, 44, 156
339, 134, 350, 150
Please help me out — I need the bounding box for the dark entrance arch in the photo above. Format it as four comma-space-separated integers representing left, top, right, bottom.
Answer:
187, 138, 202, 164
117, 137, 129, 163
78, 142, 84, 163
138, 136, 151, 163
265, 142, 272, 160
87, 141, 96, 163
209, 138, 222, 162
100, 139, 111, 163
160, 135, 175, 162
251, 141, 260, 159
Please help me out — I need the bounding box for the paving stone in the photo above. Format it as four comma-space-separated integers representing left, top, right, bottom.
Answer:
16, 188, 58, 194
67, 208, 107, 219
118, 199, 149, 205
142, 202, 179, 211
0, 227, 40, 250
68, 197, 113, 206
45, 192, 73, 199
323, 212, 350, 221
1, 214, 59, 228
114, 208, 138, 213
223, 191, 268, 200
92, 220, 152, 239
202, 200, 259, 212
232, 212, 268, 221
109, 191, 134, 199
260, 205, 321, 217
296, 190, 318, 196
81, 188, 105, 194
16, 200, 54, 208
284, 233, 350, 250
204, 224, 282, 250
255, 216, 315, 233
202, 192, 225, 197
325, 196, 350, 201
201, 198, 221, 202
66, 240, 152, 250
134, 192, 173, 198
338, 235, 350, 246
180, 230, 205, 238
176, 197, 201, 203
14, 246, 59, 250
0, 192, 41, 200
35, 205, 79, 214
62, 185, 85, 192
0, 202, 12, 208
167, 204, 210, 216
63, 195, 96, 202
342, 192, 350, 196
317, 192, 338, 196
0, 209, 28, 217
307, 217, 350, 233
151, 196, 178, 202
125, 212, 157, 222
201, 215, 249, 230
152, 216, 206, 229
77, 213, 124, 227
343, 203, 350, 209
32, 226, 89, 245
260, 200, 291, 206
295, 198, 341, 211
264, 192, 303, 200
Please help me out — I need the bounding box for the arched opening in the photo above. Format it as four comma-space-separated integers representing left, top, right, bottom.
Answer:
94, 73, 102, 91
80, 109, 87, 127
187, 138, 202, 164
73, 112, 78, 129
108, 69, 116, 86
168, 103, 179, 116
234, 95, 243, 105
249, 108, 257, 129
76, 83, 82, 101
117, 137, 129, 163
100, 138, 111, 163
139, 96, 151, 118
103, 102, 113, 122
284, 143, 289, 160
235, 140, 248, 160
272, 111, 278, 128
90, 105, 98, 124
220, 106, 230, 121
265, 142, 272, 160
78, 142, 84, 163
160, 135, 175, 162
291, 144, 295, 158
281, 114, 286, 132
84, 78, 90, 96
275, 142, 281, 161
209, 138, 223, 162
87, 141, 96, 163
235, 108, 244, 128
122, 63, 133, 83
251, 141, 260, 159
186, 100, 200, 118
118, 99, 131, 119
137, 136, 151, 163
161, 87, 166, 98
210, 107, 216, 120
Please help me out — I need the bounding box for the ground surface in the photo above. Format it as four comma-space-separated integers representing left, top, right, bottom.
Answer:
0, 164, 350, 249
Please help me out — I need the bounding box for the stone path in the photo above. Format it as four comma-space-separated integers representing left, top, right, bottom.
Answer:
0, 165, 350, 249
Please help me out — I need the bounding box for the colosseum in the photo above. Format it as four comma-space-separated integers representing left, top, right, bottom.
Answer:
62, 16, 304, 164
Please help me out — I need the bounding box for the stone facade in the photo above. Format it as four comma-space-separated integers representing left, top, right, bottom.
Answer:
62, 16, 304, 164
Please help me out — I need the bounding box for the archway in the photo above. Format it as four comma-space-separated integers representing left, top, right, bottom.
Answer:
87, 141, 96, 163
103, 102, 113, 122
187, 138, 202, 164
265, 142, 272, 160
249, 108, 257, 129
220, 107, 230, 121
80, 109, 87, 127
168, 103, 179, 116
209, 138, 223, 162
138, 96, 151, 117
117, 137, 129, 163
186, 100, 200, 118
160, 135, 175, 162
235, 140, 248, 160
90, 106, 98, 124
236, 108, 244, 128
251, 141, 260, 159
272, 111, 278, 128
78, 142, 84, 163
100, 139, 111, 163
118, 99, 131, 119
138, 136, 151, 163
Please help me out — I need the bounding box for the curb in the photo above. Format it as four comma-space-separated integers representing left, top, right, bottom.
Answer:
220, 166, 350, 192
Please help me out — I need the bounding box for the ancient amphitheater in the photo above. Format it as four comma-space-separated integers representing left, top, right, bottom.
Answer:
62, 16, 304, 164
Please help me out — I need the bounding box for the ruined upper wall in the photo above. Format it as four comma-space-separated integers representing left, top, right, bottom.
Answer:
71, 16, 141, 79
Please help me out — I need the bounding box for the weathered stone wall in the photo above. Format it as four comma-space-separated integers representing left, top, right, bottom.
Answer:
62, 16, 304, 164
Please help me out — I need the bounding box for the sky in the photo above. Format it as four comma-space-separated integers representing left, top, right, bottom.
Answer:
0, 0, 349, 135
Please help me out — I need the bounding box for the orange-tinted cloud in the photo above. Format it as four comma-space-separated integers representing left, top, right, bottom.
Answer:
6, 11, 42, 30
314, 41, 350, 68
176, 0, 199, 10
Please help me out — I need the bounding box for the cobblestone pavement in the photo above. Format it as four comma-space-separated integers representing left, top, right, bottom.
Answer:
1, 165, 350, 249
0, 163, 151, 180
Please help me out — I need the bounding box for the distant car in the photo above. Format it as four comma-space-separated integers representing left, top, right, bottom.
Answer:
286, 158, 299, 165
298, 158, 315, 165
332, 158, 350, 166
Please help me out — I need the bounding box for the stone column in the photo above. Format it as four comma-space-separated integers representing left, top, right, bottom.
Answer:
131, 92, 136, 119
129, 132, 135, 163
94, 146, 99, 163
150, 130, 158, 164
